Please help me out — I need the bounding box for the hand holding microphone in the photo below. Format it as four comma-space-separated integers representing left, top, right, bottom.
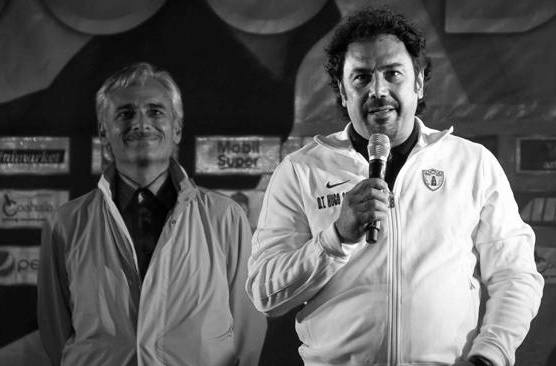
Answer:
333, 133, 390, 244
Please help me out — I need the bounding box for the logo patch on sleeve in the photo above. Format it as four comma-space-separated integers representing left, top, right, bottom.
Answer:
422, 169, 445, 191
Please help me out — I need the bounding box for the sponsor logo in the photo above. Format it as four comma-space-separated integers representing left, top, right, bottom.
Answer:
217, 141, 261, 169
0, 250, 15, 277
2, 194, 54, 217
326, 180, 350, 189
0, 137, 70, 174
0, 149, 65, 164
2, 193, 17, 217
196, 136, 280, 174
422, 168, 445, 191
0, 246, 40, 285
0, 190, 69, 228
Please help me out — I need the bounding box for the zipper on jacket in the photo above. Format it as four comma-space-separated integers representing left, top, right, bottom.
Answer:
388, 195, 401, 366
386, 216, 393, 366
384, 128, 451, 365
395, 200, 402, 365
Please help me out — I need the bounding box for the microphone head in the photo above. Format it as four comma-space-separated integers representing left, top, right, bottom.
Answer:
367, 133, 391, 161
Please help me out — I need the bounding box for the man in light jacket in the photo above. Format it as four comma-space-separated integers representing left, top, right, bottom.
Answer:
246, 8, 543, 366
38, 62, 265, 366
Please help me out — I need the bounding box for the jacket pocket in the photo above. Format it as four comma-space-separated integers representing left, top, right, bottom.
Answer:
296, 285, 388, 364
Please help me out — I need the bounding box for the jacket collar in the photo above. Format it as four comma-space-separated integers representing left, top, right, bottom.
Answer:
98, 158, 197, 204
414, 117, 453, 148
314, 117, 453, 152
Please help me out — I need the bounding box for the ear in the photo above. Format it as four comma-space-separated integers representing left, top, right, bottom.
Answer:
338, 79, 347, 107
173, 120, 182, 144
415, 70, 424, 99
98, 122, 107, 142
97, 125, 113, 162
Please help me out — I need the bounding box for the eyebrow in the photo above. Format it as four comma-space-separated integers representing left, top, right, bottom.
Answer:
146, 102, 167, 110
349, 62, 405, 75
380, 62, 404, 70
114, 102, 167, 111
115, 104, 134, 112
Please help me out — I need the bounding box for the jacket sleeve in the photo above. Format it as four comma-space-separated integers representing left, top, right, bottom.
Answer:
246, 157, 351, 317
225, 203, 266, 366
37, 214, 73, 365
469, 148, 544, 366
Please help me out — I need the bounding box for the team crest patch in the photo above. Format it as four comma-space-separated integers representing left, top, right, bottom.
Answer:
422, 169, 445, 191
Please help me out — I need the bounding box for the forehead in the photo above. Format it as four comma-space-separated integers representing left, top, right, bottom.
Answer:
108, 78, 172, 108
343, 34, 413, 70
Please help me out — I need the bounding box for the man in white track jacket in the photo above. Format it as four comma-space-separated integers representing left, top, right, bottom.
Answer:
38, 63, 265, 366
246, 8, 543, 366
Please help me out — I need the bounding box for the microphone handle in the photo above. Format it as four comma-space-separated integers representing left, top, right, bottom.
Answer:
369, 158, 387, 179
367, 158, 387, 244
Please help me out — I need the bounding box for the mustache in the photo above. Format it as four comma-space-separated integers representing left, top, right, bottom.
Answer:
367, 98, 399, 112
123, 130, 161, 141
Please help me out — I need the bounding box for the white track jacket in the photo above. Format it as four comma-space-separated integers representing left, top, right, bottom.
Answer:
38, 160, 265, 366
246, 119, 543, 366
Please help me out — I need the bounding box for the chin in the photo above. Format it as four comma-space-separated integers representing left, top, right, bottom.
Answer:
366, 123, 389, 136
123, 152, 155, 166
138, 153, 174, 167
135, 158, 153, 168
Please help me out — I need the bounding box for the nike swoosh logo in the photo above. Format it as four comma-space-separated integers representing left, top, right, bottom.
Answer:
326, 180, 350, 189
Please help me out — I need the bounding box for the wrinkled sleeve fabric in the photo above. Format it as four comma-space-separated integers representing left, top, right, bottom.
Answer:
246, 157, 351, 317
37, 214, 72, 365
470, 148, 544, 366
225, 203, 266, 366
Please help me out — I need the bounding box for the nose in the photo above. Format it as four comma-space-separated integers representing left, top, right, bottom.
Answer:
131, 109, 153, 132
368, 73, 388, 99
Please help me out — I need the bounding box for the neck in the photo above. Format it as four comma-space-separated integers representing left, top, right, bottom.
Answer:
116, 161, 170, 193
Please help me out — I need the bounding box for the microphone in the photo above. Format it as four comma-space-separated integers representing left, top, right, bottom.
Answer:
366, 133, 391, 243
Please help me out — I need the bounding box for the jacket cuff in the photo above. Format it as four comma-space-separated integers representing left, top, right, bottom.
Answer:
468, 355, 493, 366
318, 224, 348, 259
468, 343, 506, 366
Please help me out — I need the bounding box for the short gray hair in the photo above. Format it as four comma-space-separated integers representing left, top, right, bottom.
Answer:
95, 62, 183, 133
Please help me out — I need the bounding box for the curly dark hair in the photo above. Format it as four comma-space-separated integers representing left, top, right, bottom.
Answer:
325, 7, 432, 120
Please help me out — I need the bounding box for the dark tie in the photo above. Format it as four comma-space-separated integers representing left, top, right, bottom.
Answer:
126, 188, 163, 279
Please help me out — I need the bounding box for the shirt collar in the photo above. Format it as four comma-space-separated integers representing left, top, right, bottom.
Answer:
115, 172, 178, 212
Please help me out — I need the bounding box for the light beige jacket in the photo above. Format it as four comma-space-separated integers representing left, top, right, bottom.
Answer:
38, 160, 265, 366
